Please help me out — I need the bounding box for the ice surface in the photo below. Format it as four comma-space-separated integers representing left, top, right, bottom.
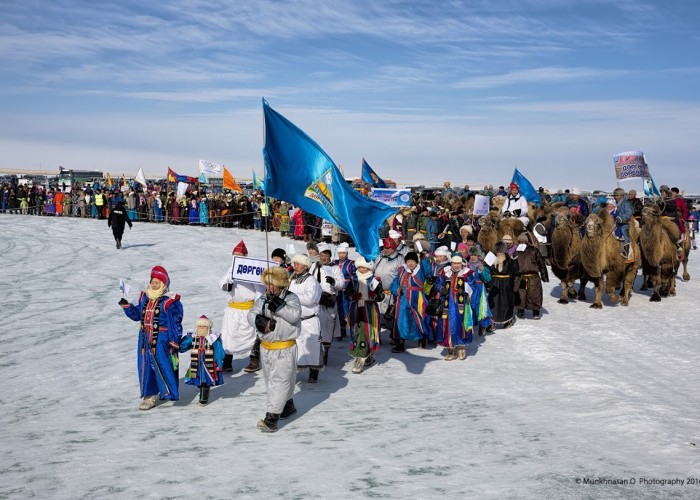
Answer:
1, 214, 699, 498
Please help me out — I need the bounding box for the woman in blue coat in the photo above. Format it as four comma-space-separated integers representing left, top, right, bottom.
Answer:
389, 251, 428, 352
119, 265, 184, 410
434, 255, 475, 361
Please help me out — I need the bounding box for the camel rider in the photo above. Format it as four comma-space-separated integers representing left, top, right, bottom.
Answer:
501, 182, 529, 227
658, 185, 684, 247
612, 188, 634, 261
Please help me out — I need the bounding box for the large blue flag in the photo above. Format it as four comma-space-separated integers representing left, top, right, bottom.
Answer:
262, 99, 397, 260
511, 167, 541, 207
361, 158, 388, 188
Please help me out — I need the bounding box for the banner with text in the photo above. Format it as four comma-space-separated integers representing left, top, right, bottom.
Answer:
369, 188, 411, 207
614, 151, 649, 181
230, 256, 278, 284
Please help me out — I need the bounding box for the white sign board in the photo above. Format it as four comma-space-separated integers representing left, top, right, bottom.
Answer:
230, 256, 279, 284
473, 194, 491, 217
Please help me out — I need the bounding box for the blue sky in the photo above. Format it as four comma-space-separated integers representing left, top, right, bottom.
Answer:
1, 0, 699, 191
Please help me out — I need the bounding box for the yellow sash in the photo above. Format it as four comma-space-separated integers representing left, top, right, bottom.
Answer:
228, 300, 254, 310
261, 339, 296, 350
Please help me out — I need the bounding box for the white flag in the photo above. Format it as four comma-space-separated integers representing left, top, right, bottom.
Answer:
135, 167, 147, 187
285, 243, 297, 256
199, 159, 222, 176
176, 181, 188, 199
119, 278, 132, 298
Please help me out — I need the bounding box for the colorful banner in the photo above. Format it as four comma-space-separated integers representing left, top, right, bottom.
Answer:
199, 159, 222, 176
614, 151, 650, 180
369, 188, 411, 207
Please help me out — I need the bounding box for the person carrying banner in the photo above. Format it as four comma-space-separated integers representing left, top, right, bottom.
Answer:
219, 240, 264, 373
288, 254, 323, 383
501, 182, 529, 227
118, 265, 183, 410
247, 266, 302, 432
309, 244, 345, 366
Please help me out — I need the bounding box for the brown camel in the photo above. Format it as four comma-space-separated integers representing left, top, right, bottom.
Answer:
638, 205, 680, 301
477, 210, 525, 254
580, 209, 640, 308
550, 206, 587, 304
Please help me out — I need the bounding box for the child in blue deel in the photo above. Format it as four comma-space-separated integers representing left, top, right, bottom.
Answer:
179, 315, 226, 405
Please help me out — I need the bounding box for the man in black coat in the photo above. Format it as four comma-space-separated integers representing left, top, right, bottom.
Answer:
108, 199, 132, 249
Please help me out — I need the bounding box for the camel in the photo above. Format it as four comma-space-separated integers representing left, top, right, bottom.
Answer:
550, 206, 587, 304
477, 210, 525, 254
580, 208, 641, 308
638, 205, 681, 301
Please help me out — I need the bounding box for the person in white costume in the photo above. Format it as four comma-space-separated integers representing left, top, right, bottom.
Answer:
219, 240, 264, 372
247, 266, 301, 433
501, 182, 530, 227
288, 253, 323, 383
309, 243, 345, 367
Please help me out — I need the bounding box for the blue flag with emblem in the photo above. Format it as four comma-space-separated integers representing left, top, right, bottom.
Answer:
252, 169, 265, 191
511, 167, 541, 207
262, 99, 397, 260
361, 158, 388, 188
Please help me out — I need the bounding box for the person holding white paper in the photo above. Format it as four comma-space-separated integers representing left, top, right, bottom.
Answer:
513, 233, 549, 319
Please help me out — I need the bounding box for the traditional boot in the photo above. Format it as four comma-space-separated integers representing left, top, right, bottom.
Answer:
444, 349, 457, 361
391, 338, 406, 353
364, 353, 376, 367
198, 386, 210, 405
457, 346, 467, 360
138, 395, 158, 410
322, 342, 331, 366
256, 412, 280, 433
516, 309, 525, 318
418, 338, 427, 349
351, 357, 365, 374
243, 357, 260, 373
280, 399, 297, 420
222, 354, 233, 372
308, 368, 319, 383
532, 309, 541, 319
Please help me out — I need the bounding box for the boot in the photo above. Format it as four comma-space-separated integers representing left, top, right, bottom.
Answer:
322, 342, 331, 366
280, 399, 297, 419
198, 386, 210, 405
138, 395, 158, 410
256, 412, 280, 433
308, 368, 319, 383
391, 338, 406, 353
222, 354, 233, 372
532, 309, 541, 319
418, 338, 427, 349
364, 353, 376, 367
444, 349, 457, 361
458, 346, 467, 360
340, 328, 347, 340
243, 357, 260, 373
516, 309, 525, 318
351, 357, 365, 374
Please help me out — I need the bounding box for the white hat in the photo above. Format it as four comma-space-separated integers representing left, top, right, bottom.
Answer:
317, 242, 331, 254
355, 257, 374, 270
460, 224, 473, 235
291, 253, 311, 268
572, 187, 581, 195
434, 246, 450, 257
450, 255, 464, 264
412, 233, 426, 242
337, 242, 349, 252
389, 230, 402, 239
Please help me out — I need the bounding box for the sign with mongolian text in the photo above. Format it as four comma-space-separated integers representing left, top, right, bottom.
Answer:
370, 188, 411, 207
614, 151, 650, 180
230, 256, 279, 284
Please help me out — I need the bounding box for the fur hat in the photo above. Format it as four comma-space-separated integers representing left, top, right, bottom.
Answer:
468, 246, 483, 258
434, 246, 450, 257
261, 266, 290, 288
388, 230, 402, 239
459, 224, 473, 235
337, 242, 350, 253
150, 265, 170, 288
628, 189, 637, 197
355, 256, 374, 270
414, 240, 426, 253
196, 314, 212, 329
271, 248, 287, 261
232, 240, 248, 256
405, 251, 419, 263
494, 241, 508, 254
613, 188, 625, 196
412, 233, 426, 242
291, 253, 311, 268
450, 254, 464, 264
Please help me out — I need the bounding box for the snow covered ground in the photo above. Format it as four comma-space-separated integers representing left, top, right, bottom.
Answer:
1, 214, 699, 499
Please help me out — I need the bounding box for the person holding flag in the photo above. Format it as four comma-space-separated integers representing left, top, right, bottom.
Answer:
501, 182, 530, 227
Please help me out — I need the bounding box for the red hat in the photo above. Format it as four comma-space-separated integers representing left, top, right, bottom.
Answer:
509, 182, 519, 190
150, 265, 170, 287
382, 237, 397, 250
232, 240, 248, 256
